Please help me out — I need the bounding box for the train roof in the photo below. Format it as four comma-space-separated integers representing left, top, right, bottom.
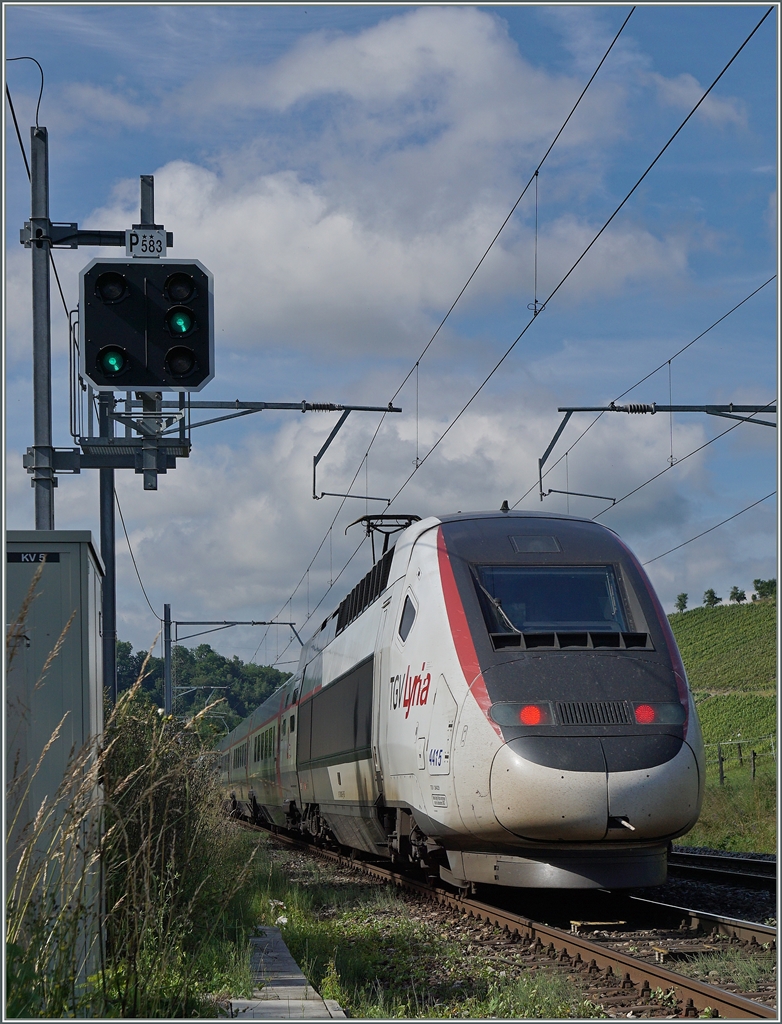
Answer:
436, 509, 603, 525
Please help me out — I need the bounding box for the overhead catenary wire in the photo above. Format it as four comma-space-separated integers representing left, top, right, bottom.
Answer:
642, 491, 776, 566
266, 5, 773, 664
513, 273, 777, 507
383, 8, 774, 511
259, 7, 639, 658
326, 5, 639, 497
591, 399, 776, 520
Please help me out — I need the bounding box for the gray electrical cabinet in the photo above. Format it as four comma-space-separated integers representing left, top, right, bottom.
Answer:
6, 531, 104, 863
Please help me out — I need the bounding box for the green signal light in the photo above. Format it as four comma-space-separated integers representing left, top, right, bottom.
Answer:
99, 348, 127, 375
167, 309, 193, 335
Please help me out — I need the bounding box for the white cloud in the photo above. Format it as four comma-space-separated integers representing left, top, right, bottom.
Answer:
79, 159, 698, 361
649, 71, 746, 129
45, 82, 150, 133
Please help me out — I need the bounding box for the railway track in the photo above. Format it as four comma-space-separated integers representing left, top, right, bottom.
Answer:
244, 823, 776, 1018
668, 850, 776, 890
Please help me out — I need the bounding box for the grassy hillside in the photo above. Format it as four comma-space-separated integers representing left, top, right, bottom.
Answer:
668, 599, 776, 693
668, 599, 776, 852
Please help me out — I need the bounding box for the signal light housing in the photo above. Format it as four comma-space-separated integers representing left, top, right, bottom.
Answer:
165, 345, 198, 378
79, 258, 213, 391
98, 346, 129, 377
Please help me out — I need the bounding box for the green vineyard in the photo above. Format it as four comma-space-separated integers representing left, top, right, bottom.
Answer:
669, 600, 776, 693
669, 599, 776, 851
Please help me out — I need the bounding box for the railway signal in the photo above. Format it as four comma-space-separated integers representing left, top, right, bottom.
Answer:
79, 259, 214, 391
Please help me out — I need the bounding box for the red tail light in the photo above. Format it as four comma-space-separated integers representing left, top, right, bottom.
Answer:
634, 704, 656, 724
519, 704, 544, 726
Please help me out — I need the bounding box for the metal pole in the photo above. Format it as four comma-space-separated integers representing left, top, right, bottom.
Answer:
140, 174, 154, 225
30, 126, 54, 529
99, 394, 117, 704
164, 604, 172, 714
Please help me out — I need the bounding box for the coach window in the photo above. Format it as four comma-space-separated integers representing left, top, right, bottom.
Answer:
398, 594, 417, 642
281, 718, 287, 736
290, 715, 295, 733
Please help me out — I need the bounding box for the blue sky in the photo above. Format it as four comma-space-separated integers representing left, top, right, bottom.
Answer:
4, 4, 778, 667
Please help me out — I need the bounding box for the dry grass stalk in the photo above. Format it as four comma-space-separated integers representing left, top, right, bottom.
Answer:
7, 584, 259, 1016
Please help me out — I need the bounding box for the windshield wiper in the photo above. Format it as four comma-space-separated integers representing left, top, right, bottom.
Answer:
475, 580, 520, 634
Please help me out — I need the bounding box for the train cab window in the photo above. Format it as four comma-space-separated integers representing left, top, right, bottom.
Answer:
398, 595, 416, 641
475, 565, 629, 634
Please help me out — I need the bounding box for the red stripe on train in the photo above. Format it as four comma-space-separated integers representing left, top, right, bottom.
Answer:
615, 535, 690, 739
436, 525, 501, 737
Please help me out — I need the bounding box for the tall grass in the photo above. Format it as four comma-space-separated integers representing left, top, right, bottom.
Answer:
6, 586, 259, 1017
677, 766, 776, 853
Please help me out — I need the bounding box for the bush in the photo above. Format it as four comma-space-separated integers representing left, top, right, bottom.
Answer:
6, 639, 259, 1016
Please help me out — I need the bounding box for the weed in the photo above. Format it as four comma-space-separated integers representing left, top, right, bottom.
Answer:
239, 836, 606, 1017
6, 576, 260, 1017
677, 768, 776, 851
678, 947, 776, 991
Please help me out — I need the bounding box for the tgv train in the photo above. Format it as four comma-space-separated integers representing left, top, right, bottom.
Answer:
217, 511, 704, 889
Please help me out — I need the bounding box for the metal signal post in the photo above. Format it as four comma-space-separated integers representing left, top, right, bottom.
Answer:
20, 125, 401, 707
29, 127, 54, 529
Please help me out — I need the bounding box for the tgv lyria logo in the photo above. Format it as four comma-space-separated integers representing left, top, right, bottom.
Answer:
390, 664, 432, 718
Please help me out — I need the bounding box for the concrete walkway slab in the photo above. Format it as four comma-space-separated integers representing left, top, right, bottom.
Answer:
229, 926, 346, 1019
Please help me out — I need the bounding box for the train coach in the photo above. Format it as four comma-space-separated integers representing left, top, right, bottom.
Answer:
217, 510, 704, 889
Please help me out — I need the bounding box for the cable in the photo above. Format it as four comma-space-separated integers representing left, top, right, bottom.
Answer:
114, 488, 162, 621
270, 532, 368, 667
512, 274, 776, 508
389, 4, 637, 405
6, 79, 74, 323
642, 492, 776, 565
260, 6, 639, 644
592, 399, 776, 519
5, 55, 44, 127
381, 8, 774, 511
331, 6, 638, 505
5, 83, 31, 179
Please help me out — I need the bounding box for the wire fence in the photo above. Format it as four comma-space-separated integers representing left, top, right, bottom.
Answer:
702, 734, 776, 783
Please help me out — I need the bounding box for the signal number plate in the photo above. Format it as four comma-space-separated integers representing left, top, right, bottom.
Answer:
126, 229, 167, 258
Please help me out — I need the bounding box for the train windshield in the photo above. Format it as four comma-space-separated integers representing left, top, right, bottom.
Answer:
475, 565, 628, 633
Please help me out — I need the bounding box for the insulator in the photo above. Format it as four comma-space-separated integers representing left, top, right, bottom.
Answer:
623, 403, 656, 414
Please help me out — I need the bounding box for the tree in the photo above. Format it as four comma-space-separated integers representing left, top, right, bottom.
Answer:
729, 586, 746, 604
116, 639, 290, 727
675, 593, 688, 612
703, 589, 722, 608
752, 578, 776, 600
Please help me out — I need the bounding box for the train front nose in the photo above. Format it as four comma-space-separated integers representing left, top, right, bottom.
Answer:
489, 736, 702, 842
490, 738, 609, 840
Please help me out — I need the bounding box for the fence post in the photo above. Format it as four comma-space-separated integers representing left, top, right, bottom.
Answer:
751, 749, 756, 780
718, 743, 724, 785
737, 742, 743, 767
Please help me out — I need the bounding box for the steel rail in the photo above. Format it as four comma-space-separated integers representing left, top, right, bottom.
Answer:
246, 824, 776, 1018
668, 851, 776, 890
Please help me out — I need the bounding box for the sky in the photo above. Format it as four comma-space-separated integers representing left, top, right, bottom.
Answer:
4, 3, 779, 671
